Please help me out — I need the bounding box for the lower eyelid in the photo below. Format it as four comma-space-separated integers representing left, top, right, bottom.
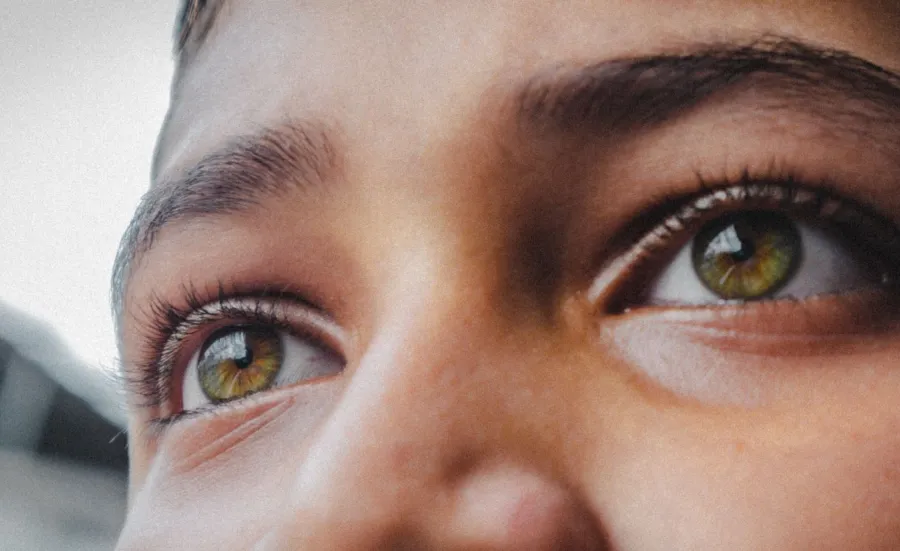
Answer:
610, 289, 900, 341
602, 314, 900, 409
598, 291, 900, 408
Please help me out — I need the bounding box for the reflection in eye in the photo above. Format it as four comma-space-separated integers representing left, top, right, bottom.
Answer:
182, 325, 344, 410
647, 211, 876, 306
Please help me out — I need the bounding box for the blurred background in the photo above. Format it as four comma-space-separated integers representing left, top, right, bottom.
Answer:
1, 2, 179, 548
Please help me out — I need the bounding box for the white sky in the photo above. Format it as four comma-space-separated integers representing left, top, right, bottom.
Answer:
0, 2, 179, 380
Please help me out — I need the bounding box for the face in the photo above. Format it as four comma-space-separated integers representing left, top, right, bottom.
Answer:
115, 1, 900, 549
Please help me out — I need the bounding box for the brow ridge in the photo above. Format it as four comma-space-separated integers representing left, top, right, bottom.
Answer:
111, 121, 336, 325
517, 36, 900, 134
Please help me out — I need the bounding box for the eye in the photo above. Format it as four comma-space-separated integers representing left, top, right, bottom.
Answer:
601, 182, 900, 309
181, 324, 344, 410
645, 210, 882, 306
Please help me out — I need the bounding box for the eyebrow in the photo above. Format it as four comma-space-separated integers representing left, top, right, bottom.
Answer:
516, 37, 900, 133
112, 37, 900, 327
112, 122, 336, 324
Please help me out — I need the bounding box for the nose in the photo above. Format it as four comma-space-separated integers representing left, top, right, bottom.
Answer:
267, 459, 603, 550
257, 290, 607, 550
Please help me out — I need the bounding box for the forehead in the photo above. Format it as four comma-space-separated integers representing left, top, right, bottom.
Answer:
155, 0, 900, 181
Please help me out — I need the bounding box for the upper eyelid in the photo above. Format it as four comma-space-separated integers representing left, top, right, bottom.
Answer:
647, 180, 900, 257
159, 300, 293, 373
600, 173, 899, 269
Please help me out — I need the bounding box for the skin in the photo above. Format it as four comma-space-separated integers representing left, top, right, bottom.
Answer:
116, 1, 900, 549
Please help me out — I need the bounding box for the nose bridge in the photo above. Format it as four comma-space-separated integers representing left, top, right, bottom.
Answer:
300, 275, 510, 498
273, 268, 571, 548
258, 241, 612, 549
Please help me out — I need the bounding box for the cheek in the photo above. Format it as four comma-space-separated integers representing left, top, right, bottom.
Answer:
119, 449, 290, 549
118, 387, 339, 549
593, 396, 900, 550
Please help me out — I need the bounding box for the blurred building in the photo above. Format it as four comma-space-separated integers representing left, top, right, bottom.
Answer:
0, 304, 127, 550
0, 3, 181, 549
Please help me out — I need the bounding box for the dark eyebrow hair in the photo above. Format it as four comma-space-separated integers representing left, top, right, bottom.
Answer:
112, 37, 900, 332
111, 122, 336, 325
516, 36, 900, 134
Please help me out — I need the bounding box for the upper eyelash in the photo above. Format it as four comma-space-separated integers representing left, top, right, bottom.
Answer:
622, 170, 900, 257
667, 173, 900, 254
125, 280, 306, 410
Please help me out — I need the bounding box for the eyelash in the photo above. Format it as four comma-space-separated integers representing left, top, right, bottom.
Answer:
596, 170, 900, 311
127, 282, 309, 413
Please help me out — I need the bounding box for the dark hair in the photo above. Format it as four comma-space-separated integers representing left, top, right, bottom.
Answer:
174, 0, 221, 57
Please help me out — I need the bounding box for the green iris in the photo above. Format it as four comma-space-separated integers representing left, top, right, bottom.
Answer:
198, 327, 283, 402
692, 211, 802, 300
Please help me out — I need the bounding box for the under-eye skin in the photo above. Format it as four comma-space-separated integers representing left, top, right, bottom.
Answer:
127, 287, 345, 424
593, 175, 900, 313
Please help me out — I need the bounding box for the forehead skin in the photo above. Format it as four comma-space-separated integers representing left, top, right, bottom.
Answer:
154, 0, 900, 182
121, 1, 900, 550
